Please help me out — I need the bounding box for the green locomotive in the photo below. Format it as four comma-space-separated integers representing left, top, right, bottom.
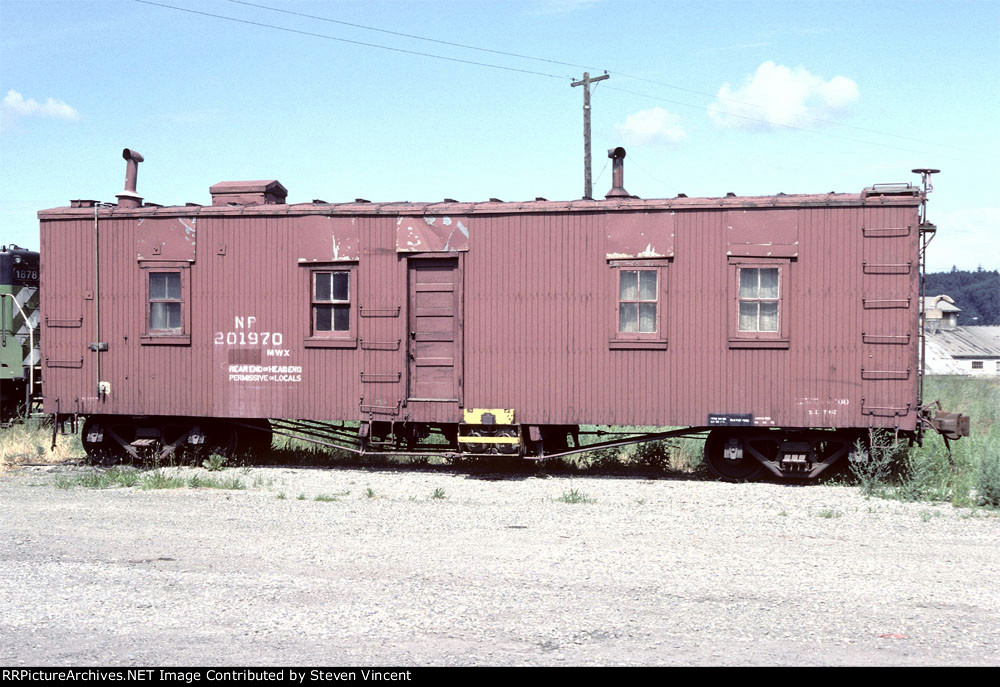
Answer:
1, 245, 40, 422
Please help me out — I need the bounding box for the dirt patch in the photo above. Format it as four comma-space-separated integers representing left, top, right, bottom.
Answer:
1, 463, 997, 666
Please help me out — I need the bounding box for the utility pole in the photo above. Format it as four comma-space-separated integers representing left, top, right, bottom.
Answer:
571, 71, 609, 200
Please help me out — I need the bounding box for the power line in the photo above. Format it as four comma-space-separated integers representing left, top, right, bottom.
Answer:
216, 0, 962, 151
133, 0, 572, 80
593, 158, 610, 185
135, 0, 958, 155
222, 0, 593, 71
626, 154, 670, 188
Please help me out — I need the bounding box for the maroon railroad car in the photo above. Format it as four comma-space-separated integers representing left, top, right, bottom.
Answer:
38, 148, 967, 479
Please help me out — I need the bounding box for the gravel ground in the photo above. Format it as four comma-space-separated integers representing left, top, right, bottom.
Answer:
1, 463, 998, 666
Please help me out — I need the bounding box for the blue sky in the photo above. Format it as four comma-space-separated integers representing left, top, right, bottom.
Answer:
1, 0, 997, 272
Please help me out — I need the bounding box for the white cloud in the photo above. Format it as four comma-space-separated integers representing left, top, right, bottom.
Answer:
2, 89, 79, 120
927, 207, 1000, 271
708, 61, 858, 130
613, 107, 686, 146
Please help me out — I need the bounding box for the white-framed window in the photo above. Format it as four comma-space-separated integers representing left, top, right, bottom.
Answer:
149, 272, 182, 332
738, 267, 779, 333
608, 260, 668, 350
729, 258, 789, 349
313, 270, 351, 333
303, 263, 358, 348
618, 269, 659, 334
140, 262, 191, 345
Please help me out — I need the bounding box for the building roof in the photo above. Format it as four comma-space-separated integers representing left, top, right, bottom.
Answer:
39, 188, 923, 220
923, 295, 961, 313
926, 326, 1000, 359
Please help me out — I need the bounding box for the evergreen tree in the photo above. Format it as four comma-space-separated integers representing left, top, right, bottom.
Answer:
925, 269, 1000, 325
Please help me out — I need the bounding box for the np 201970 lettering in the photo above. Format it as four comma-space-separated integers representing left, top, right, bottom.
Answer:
214, 330, 283, 346
214, 315, 284, 346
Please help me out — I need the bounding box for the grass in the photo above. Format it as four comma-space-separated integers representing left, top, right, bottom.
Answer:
1, 415, 709, 480
851, 431, 907, 497
202, 453, 226, 472
814, 508, 842, 519
54, 467, 139, 490
557, 488, 595, 504
6, 378, 994, 509
427, 426, 706, 477
431, 487, 446, 499
52, 466, 247, 491
543, 428, 706, 477
0, 416, 83, 472
851, 376, 1000, 508
136, 470, 187, 490
186, 473, 246, 490
251, 473, 275, 488
139, 470, 246, 490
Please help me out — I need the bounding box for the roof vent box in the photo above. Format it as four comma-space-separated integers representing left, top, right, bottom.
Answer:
862, 183, 919, 198
209, 180, 288, 206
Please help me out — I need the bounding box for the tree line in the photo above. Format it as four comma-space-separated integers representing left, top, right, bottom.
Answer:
926, 268, 999, 325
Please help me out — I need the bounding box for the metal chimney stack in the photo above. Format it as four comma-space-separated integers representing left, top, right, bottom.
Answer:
605, 146, 630, 199
116, 148, 144, 208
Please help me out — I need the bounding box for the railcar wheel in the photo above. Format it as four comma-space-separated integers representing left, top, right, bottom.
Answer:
704, 429, 763, 481
463, 426, 492, 455
204, 421, 240, 458
157, 420, 197, 464
495, 426, 520, 455
81, 416, 131, 465
462, 425, 520, 456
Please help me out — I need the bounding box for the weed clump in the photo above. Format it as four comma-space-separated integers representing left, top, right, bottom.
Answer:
53, 467, 139, 490
850, 431, 906, 497
188, 474, 246, 490
632, 441, 671, 472
139, 470, 187, 490
850, 377, 999, 508
976, 453, 1000, 507
202, 453, 226, 472
580, 447, 625, 471
559, 430, 704, 476
558, 489, 595, 504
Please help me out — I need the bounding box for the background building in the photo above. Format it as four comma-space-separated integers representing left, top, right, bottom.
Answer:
923, 294, 1000, 375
